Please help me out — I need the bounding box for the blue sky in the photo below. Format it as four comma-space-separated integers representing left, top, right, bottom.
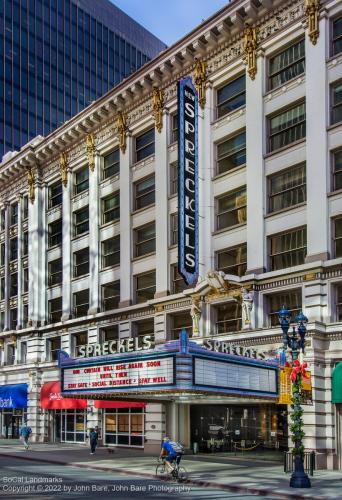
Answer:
111, 0, 230, 46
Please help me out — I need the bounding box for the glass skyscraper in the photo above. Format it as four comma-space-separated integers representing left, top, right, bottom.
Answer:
0, 0, 166, 159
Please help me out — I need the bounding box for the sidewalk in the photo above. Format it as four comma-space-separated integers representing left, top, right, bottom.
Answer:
0, 441, 341, 500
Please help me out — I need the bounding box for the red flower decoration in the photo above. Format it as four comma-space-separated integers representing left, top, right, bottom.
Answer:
290, 359, 309, 383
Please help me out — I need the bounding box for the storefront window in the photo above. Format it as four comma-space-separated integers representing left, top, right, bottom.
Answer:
54, 409, 86, 443
190, 404, 288, 454
104, 408, 144, 447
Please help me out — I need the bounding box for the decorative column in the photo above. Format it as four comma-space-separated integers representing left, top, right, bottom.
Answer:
16, 195, 23, 329
155, 110, 169, 297
3, 203, 10, 330
28, 180, 46, 326
88, 151, 100, 314
61, 156, 72, 321
305, 11, 329, 263
27, 369, 44, 442
144, 403, 166, 454
246, 51, 265, 274
119, 134, 132, 307
198, 84, 213, 277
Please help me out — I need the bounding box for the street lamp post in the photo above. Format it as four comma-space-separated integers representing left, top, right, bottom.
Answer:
278, 307, 311, 489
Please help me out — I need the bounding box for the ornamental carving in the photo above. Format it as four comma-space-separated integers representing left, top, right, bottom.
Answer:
244, 26, 258, 80
305, 0, 320, 45
26, 166, 35, 203
193, 59, 207, 109
152, 87, 164, 133
116, 111, 127, 154
60, 152, 68, 187
86, 133, 96, 171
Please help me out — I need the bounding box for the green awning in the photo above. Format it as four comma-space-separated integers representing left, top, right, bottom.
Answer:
332, 362, 342, 404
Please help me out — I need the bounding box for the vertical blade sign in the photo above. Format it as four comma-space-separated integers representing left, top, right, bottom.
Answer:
178, 77, 199, 286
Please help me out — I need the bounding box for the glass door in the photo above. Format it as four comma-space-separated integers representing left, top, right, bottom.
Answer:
58, 410, 86, 443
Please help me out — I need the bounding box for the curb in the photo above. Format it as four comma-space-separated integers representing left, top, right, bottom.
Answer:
0, 452, 328, 500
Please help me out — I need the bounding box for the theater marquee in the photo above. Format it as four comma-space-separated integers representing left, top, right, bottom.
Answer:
178, 77, 199, 286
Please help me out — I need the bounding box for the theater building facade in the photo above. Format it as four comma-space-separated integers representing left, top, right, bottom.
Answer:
0, 0, 342, 469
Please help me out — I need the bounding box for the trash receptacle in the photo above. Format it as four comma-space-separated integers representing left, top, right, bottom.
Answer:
193, 442, 199, 454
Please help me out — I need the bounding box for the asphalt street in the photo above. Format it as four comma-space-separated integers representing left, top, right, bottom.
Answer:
0, 455, 276, 500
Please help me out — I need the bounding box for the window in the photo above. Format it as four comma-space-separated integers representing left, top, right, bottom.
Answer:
23, 232, 29, 256
134, 223, 156, 257
216, 244, 247, 276
216, 131, 246, 175
10, 204, 18, 226
100, 325, 119, 342
268, 164, 306, 213
134, 176, 155, 210
102, 193, 120, 224
74, 206, 89, 236
0, 278, 5, 300
23, 304, 28, 326
267, 290, 302, 327
216, 303, 242, 333
0, 243, 4, 266
170, 213, 178, 246
171, 265, 189, 294
169, 163, 178, 196
216, 188, 247, 230
73, 248, 89, 278
216, 75, 245, 118
20, 342, 27, 364
6, 344, 15, 365
102, 236, 120, 268
48, 219, 62, 247
133, 319, 154, 338
135, 128, 155, 162
332, 149, 342, 191
49, 181, 63, 208
10, 273, 18, 297
135, 271, 155, 303
10, 238, 18, 261
269, 227, 307, 271
171, 113, 178, 143
333, 216, 342, 258
23, 268, 29, 293
48, 258, 62, 286
72, 331, 88, 357
48, 336, 61, 361
103, 149, 119, 179
269, 102, 306, 152
170, 312, 192, 339
331, 82, 342, 125
74, 166, 89, 195
73, 290, 89, 318
23, 196, 29, 220
269, 39, 305, 90
48, 297, 62, 323
332, 17, 342, 56
101, 281, 120, 311
0, 209, 5, 231
10, 309, 17, 331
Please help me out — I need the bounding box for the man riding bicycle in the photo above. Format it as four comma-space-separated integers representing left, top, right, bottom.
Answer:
159, 437, 183, 473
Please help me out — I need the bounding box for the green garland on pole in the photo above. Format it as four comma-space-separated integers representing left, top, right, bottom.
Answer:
290, 371, 305, 458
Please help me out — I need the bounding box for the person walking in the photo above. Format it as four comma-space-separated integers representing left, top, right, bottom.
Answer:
20, 423, 32, 450
89, 428, 98, 455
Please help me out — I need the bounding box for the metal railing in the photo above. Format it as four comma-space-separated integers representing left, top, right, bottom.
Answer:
284, 451, 316, 476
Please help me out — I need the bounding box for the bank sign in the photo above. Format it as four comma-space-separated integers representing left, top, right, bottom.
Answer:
178, 77, 199, 286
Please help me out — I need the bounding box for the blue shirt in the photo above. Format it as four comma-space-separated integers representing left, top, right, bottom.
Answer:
162, 441, 175, 455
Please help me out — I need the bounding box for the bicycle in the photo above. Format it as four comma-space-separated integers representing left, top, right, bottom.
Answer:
155, 456, 188, 483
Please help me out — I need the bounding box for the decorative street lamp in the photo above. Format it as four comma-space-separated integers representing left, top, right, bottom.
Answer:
278, 307, 311, 489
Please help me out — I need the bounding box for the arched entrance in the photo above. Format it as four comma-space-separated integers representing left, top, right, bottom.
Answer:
332, 362, 342, 469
